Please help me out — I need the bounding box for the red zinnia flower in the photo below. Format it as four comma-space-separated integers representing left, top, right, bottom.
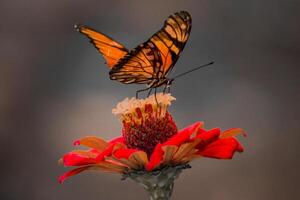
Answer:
59, 93, 246, 183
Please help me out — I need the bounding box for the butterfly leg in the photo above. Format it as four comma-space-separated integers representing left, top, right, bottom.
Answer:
154, 87, 158, 105
136, 88, 150, 99
167, 85, 171, 93
147, 88, 153, 97
162, 84, 168, 94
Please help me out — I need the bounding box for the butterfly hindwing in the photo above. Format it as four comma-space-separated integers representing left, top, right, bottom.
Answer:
109, 11, 192, 85
75, 24, 129, 68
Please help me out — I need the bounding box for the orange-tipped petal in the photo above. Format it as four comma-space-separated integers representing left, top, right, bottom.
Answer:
113, 149, 148, 169
161, 145, 178, 164
220, 128, 247, 139
96, 161, 128, 173
172, 139, 200, 163
112, 158, 139, 169
129, 151, 148, 168
197, 138, 243, 159
73, 136, 108, 151
164, 122, 203, 146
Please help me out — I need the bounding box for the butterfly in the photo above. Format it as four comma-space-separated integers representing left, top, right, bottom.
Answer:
75, 11, 192, 97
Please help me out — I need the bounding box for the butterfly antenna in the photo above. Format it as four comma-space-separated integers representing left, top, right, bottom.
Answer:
172, 61, 214, 80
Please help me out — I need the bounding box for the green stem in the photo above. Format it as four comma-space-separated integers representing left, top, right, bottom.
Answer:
144, 178, 174, 200
123, 164, 190, 200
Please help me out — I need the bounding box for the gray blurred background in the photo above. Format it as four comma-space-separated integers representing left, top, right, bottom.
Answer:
1, 0, 299, 199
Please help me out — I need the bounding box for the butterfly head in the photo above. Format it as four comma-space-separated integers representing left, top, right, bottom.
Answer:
166, 78, 174, 86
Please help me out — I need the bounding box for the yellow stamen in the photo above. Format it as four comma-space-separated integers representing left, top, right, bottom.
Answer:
112, 93, 176, 122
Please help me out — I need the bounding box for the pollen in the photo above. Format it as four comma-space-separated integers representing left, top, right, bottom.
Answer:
112, 93, 178, 156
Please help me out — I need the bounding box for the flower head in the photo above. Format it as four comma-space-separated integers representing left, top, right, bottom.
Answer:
113, 93, 177, 156
59, 93, 246, 183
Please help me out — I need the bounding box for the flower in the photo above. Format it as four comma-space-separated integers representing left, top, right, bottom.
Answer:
59, 93, 246, 183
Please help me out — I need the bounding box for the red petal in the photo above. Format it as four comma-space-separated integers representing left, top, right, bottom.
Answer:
109, 137, 125, 144
164, 122, 203, 146
196, 128, 207, 135
195, 128, 220, 147
236, 141, 244, 152
146, 122, 203, 171
64, 138, 125, 166
94, 140, 125, 161
63, 153, 97, 166
197, 138, 243, 159
146, 144, 164, 171
58, 166, 92, 184
113, 149, 139, 159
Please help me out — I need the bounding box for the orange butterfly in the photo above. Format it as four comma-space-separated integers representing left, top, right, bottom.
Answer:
75, 11, 192, 97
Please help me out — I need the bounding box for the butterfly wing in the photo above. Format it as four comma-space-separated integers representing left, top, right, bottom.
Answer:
109, 11, 192, 85
75, 24, 129, 68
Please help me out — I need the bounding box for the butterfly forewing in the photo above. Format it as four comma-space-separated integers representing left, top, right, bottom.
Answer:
109, 11, 192, 86
76, 24, 129, 68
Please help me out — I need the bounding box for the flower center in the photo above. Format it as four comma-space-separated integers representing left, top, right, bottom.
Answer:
113, 93, 178, 156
